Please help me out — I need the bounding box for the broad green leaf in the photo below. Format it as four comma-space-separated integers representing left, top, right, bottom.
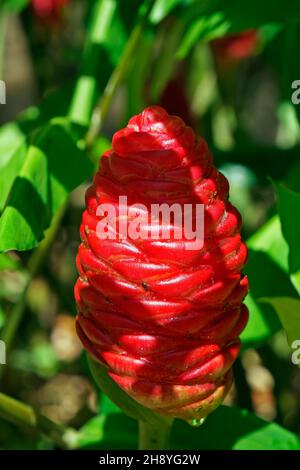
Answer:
0, 123, 27, 212
88, 356, 171, 427
100, 393, 121, 415
0, 123, 25, 166
78, 413, 137, 449
241, 293, 280, 349
260, 297, 300, 348
172, 406, 300, 450
77, 415, 106, 448
275, 182, 300, 294
241, 216, 298, 349
0, 121, 92, 252
0, 145, 49, 252
78, 403, 300, 450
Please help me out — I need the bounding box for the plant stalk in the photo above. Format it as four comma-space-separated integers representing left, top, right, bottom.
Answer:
138, 420, 173, 450
0, 392, 79, 449
68, 0, 117, 126
86, 0, 156, 146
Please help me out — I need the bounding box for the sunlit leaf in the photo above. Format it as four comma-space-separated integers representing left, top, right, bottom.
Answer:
241, 216, 298, 349
172, 406, 300, 450
0, 120, 92, 252
78, 402, 300, 450
275, 182, 300, 294
260, 297, 300, 347
78, 413, 137, 449
0, 123, 27, 212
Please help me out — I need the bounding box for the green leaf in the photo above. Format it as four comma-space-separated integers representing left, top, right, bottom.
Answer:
241, 216, 298, 349
77, 415, 106, 448
0, 123, 27, 212
0, 121, 92, 252
100, 393, 121, 415
88, 356, 171, 427
259, 297, 300, 347
78, 404, 300, 450
78, 413, 137, 449
0, 123, 25, 166
172, 406, 300, 450
0, 144, 49, 252
275, 182, 300, 294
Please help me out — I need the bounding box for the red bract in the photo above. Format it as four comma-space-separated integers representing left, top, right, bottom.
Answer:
31, 0, 69, 26
75, 106, 249, 420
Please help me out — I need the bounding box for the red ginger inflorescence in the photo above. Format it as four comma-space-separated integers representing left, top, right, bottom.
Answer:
75, 106, 249, 421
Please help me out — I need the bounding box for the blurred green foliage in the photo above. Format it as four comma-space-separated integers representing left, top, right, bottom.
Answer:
0, 0, 300, 450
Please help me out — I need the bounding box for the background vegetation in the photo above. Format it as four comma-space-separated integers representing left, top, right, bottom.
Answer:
0, 0, 300, 450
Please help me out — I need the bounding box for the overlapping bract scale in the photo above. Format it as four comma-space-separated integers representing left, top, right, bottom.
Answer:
75, 106, 248, 420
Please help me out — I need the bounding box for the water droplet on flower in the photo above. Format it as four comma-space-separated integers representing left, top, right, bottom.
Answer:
187, 417, 206, 427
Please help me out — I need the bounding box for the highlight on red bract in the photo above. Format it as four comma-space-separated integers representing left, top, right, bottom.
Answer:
74, 106, 249, 421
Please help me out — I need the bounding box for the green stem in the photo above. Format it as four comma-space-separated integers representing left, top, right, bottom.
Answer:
126, 31, 153, 119
150, 18, 184, 102
86, 0, 156, 146
0, 392, 79, 449
68, 0, 117, 126
138, 420, 173, 450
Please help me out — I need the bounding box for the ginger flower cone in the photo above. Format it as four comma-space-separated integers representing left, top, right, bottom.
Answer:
75, 106, 249, 421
